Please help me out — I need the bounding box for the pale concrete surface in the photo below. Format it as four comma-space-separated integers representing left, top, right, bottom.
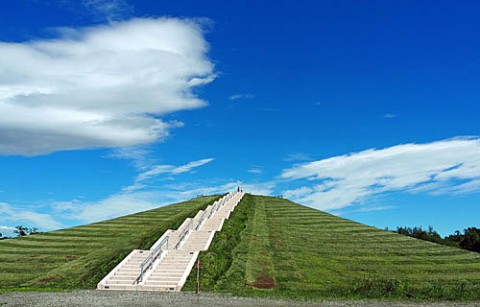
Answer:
1, 291, 479, 307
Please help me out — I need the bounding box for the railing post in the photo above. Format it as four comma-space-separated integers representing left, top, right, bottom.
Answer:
139, 263, 144, 283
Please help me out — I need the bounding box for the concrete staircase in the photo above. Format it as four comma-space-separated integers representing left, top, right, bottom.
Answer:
97, 191, 244, 291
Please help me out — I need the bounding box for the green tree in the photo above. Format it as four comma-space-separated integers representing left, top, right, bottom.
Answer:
395, 226, 442, 244
460, 227, 480, 253
13, 225, 41, 237
14, 225, 29, 237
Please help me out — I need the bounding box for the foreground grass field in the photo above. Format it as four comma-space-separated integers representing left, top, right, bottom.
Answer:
0, 196, 218, 291
184, 194, 480, 300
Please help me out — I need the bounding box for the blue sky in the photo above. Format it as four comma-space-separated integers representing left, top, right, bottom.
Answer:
1, 0, 479, 237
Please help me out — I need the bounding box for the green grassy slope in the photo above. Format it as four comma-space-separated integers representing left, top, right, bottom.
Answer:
0, 195, 218, 292
184, 194, 480, 300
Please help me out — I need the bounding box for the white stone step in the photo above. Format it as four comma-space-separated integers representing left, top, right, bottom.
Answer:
144, 281, 178, 286
149, 275, 183, 279
153, 268, 186, 273
154, 268, 187, 273
113, 273, 139, 277
107, 280, 136, 284
158, 261, 189, 265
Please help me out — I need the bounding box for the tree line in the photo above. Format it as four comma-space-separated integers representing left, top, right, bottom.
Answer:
390, 226, 480, 253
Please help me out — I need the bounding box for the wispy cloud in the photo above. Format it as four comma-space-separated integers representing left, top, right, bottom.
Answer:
0, 18, 214, 156
46, 0, 133, 22
0, 226, 16, 231
0, 202, 64, 230
281, 137, 480, 211
136, 158, 214, 183
229, 93, 256, 100
248, 166, 263, 174
108, 147, 154, 171
356, 205, 395, 212
384, 113, 397, 119
82, 0, 133, 21
8, 157, 216, 226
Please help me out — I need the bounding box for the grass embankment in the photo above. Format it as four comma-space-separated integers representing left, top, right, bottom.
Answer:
0, 196, 218, 292
184, 194, 480, 300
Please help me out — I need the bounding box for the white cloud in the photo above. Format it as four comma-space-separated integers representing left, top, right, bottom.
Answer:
108, 147, 154, 170
135, 158, 214, 183
281, 137, 480, 211
356, 205, 395, 212
384, 113, 397, 118
0, 18, 215, 156
59, 157, 215, 224
0, 226, 16, 231
248, 167, 263, 174
283, 186, 313, 199
229, 93, 256, 100
0, 202, 64, 230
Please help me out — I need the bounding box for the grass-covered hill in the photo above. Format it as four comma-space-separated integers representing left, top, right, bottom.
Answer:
183, 194, 480, 300
0, 196, 218, 292
2, 193, 480, 301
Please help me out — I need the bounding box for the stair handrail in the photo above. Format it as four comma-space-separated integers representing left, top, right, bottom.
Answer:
208, 199, 221, 218
136, 235, 169, 284
208, 206, 215, 218
174, 219, 192, 249
195, 209, 209, 230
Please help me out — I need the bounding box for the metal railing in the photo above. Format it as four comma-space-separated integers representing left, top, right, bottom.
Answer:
209, 199, 223, 218
195, 209, 209, 230
135, 235, 169, 284
174, 219, 192, 249
208, 202, 218, 219
208, 192, 236, 219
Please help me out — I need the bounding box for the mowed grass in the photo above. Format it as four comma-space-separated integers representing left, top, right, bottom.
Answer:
0, 196, 218, 292
185, 194, 480, 300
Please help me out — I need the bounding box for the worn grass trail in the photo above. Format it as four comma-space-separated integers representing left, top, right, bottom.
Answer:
185, 194, 480, 300
0, 196, 217, 291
